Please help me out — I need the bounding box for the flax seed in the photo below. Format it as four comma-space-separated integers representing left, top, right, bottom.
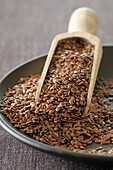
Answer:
0, 38, 113, 155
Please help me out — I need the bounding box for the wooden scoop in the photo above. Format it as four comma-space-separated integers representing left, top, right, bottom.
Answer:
36, 7, 103, 115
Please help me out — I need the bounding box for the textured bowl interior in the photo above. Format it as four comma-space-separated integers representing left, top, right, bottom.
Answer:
0, 46, 113, 164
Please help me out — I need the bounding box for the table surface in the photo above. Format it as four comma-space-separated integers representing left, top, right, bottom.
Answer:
0, 0, 113, 169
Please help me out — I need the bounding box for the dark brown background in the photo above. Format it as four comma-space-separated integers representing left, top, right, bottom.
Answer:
0, 0, 113, 169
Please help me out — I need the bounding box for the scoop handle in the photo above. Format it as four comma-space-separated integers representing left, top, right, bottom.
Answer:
68, 7, 98, 35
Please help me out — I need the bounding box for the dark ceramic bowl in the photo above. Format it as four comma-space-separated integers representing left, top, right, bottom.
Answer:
0, 45, 113, 164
